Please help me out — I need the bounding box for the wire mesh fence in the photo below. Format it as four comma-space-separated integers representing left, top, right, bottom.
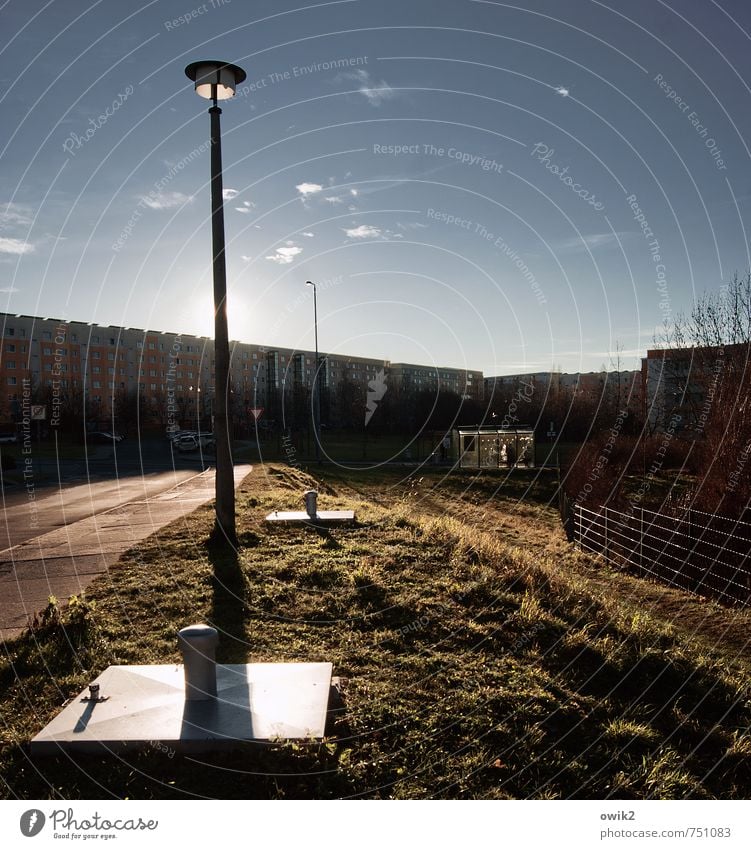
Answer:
572, 502, 751, 606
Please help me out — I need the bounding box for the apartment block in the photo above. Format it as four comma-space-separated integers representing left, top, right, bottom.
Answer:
0, 312, 482, 427
388, 363, 483, 401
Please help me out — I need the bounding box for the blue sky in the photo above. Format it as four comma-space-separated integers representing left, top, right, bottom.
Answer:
2, 0, 750, 375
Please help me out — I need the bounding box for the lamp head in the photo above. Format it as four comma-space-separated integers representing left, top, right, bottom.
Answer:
185, 61, 247, 100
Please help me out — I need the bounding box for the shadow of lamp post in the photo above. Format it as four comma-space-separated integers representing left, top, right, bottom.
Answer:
184, 60, 246, 546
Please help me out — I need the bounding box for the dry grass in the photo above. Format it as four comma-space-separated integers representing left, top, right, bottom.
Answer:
1, 463, 750, 799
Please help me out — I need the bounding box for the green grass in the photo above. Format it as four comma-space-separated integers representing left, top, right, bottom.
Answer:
1, 463, 750, 799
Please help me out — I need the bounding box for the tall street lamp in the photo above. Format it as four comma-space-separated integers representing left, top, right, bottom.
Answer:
185, 60, 246, 545
306, 280, 321, 464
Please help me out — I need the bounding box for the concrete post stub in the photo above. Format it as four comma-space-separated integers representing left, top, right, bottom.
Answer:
178, 624, 219, 700
304, 489, 318, 518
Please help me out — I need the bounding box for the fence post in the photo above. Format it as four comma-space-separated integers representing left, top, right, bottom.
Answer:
604, 507, 609, 564
639, 508, 644, 575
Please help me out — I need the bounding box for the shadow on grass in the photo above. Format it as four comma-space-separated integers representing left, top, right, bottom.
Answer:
317, 528, 342, 549
206, 539, 250, 664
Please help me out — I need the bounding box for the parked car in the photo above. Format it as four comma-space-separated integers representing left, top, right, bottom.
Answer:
166, 429, 194, 442
175, 435, 200, 452
174, 433, 216, 453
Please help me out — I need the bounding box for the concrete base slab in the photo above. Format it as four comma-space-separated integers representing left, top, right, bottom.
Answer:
31, 661, 334, 755
265, 510, 355, 527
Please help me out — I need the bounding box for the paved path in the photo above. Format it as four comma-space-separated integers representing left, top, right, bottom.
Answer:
0, 468, 206, 551
0, 465, 252, 640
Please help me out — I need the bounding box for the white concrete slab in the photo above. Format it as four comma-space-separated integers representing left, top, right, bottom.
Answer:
265, 510, 355, 527
31, 661, 333, 755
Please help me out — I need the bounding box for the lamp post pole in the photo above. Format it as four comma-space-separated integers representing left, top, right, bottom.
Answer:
306, 280, 321, 464
185, 61, 246, 546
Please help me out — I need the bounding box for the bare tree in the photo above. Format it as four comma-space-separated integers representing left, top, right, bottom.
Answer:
666, 273, 751, 515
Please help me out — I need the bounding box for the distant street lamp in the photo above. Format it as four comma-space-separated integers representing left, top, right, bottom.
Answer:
185, 60, 246, 545
306, 280, 321, 464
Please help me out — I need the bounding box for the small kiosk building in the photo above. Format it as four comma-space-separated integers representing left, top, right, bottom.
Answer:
454, 426, 535, 469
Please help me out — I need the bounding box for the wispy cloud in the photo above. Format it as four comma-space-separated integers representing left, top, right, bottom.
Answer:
223, 188, 239, 200
338, 69, 396, 107
360, 83, 395, 106
0, 286, 20, 293
302, 231, 315, 238
552, 233, 626, 253
234, 200, 254, 214
324, 196, 344, 204
493, 360, 556, 372
344, 224, 381, 239
140, 191, 192, 210
589, 347, 645, 362
266, 242, 303, 264
296, 182, 323, 197
0, 202, 32, 228
555, 85, 570, 97
0, 237, 34, 255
